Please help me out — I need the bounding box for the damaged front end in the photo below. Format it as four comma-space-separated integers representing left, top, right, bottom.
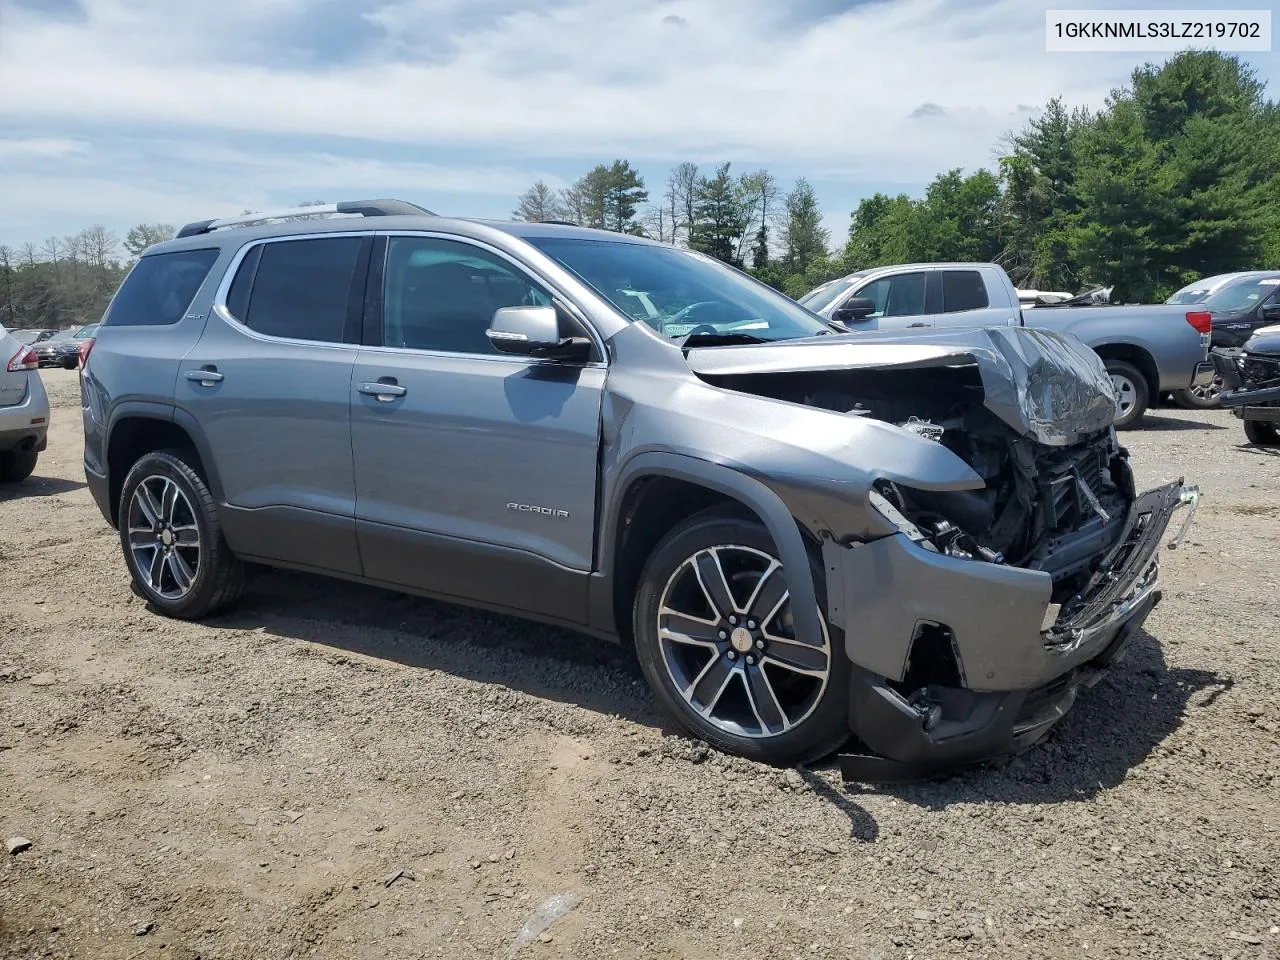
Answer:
686, 327, 1199, 780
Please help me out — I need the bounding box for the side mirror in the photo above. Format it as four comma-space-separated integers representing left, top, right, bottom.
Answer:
1260, 302, 1280, 322
486, 306, 591, 362
832, 297, 876, 323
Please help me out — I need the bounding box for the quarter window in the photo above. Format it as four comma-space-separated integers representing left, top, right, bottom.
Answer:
941, 270, 989, 312
233, 237, 364, 343
381, 237, 553, 354
102, 249, 220, 327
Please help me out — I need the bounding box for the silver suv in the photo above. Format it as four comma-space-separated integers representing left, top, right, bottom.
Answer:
0, 324, 51, 483
81, 200, 1197, 775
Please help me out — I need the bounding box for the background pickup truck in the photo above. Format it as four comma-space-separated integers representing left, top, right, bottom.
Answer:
800, 262, 1214, 428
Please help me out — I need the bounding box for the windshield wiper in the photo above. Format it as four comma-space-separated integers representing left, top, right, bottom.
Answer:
678, 332, 769, 347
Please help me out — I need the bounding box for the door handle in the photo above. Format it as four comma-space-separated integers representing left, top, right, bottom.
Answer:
185, 367, 223, 386
358, 380, 407, 401
907, 322, 928, 328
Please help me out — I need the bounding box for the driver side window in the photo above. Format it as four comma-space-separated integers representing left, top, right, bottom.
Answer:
382, 236, 553, 354
850, 272, 927, 318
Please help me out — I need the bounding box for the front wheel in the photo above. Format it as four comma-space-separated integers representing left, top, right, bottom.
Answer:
118, 449, 245, 619
1244, 418, 1280, 446
1105, 361, 1149, 429
632, 507, 851, 766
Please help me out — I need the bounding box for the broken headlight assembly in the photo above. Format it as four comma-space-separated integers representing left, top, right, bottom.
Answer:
869, 480, 1005, 564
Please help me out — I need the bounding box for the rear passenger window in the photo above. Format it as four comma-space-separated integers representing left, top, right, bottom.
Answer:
941, 271, 989, 312
101, 249, 219, 327
236, 237, 363, 342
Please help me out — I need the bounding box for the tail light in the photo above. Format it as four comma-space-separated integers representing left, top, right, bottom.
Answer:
78, 337, 95, 370
1185, 311, 1212, 335
5, 345, 37, 372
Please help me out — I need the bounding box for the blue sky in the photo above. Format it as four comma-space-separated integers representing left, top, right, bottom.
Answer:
1, 0, 1276, 249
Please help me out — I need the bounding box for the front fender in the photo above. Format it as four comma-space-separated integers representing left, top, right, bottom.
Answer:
596, 451, 827, 652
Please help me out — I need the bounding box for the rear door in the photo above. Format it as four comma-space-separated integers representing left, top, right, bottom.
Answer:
176, 233, 372, 575
838, 270, 933, 331
350, 233, 605, 624
930, 268, 1019, 329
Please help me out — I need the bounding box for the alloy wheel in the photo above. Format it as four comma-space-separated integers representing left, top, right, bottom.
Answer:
1110, 372, 1138, 419
655, 544, 830, 739
126, 475, 202, 600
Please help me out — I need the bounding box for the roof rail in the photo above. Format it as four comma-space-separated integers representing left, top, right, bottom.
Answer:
537, 219, 580, 226
175, 199, 437, 239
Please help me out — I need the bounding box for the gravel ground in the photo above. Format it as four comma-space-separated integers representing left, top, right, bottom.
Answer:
2, 368, 1278, 960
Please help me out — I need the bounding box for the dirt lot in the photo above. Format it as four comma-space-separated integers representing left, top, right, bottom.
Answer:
2, 368, 1278, 960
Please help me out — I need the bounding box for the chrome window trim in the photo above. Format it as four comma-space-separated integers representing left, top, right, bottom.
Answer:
210, 230, 373, 352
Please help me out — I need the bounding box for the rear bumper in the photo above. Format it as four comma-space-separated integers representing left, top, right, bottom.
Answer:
826, 480, 1193, 780
0, 376, 50, 454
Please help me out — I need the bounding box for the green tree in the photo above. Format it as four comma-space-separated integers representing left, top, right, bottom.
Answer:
123, 223, 175, 260
779, 177, 829, 274
512, 181, 565, 222
688, 163, 749, 266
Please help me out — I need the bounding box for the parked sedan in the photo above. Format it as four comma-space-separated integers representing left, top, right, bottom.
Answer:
32, 323, 99, 369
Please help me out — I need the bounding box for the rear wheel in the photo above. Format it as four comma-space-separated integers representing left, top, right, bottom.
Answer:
632, 507, 851, 766
0, 448, 37, 484
118, 449, 245, 618
1105, 360, 1149, 429
1244, 418, 1280, 446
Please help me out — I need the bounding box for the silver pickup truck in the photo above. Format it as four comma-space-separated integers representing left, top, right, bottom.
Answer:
800, 263, 1215, 428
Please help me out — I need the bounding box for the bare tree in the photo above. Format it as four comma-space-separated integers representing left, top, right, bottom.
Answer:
735, 169, 778, 264
0, 245, 15, 326
665, 162, 699, 245
639, 205, 677, 243
559, 182, 586, 225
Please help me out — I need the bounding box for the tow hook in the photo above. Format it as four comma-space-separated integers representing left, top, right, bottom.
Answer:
1165, 484, 1201, 550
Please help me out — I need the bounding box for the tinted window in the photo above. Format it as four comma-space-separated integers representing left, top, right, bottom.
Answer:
854, 272, 927, 318
382, 237, 553, 354
102, 249, 219, 327
941, 270, 989, 312
241, 237, 363, 342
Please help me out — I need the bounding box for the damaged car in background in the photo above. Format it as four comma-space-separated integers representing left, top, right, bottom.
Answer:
81, 205, 1199, 780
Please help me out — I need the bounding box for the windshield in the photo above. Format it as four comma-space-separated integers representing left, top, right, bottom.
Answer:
798, 275, 865, 313
1203, 276, 1280, 315
526, 237, 832, 342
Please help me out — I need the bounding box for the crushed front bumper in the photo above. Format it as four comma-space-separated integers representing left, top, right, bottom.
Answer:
824, 479, 1197, 781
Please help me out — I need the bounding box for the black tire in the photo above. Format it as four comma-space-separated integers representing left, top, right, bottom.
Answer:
1105, 360, 1149, 429
1244, 418, 1280, 446
118, 449, 245, 619
0, 448, 37, 484
632, 506, 851, 766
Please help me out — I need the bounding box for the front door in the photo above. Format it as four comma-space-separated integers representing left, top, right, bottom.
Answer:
350, 234, 605, 624
176, 233, 371, 575
840, 270, 933, 331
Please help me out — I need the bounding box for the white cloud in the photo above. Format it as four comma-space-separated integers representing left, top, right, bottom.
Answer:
0, 0, 1273, 243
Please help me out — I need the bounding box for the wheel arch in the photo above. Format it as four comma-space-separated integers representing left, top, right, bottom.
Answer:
1092, 342, 1159, 398
593, 452, 824, 652
105, 405, 223, 526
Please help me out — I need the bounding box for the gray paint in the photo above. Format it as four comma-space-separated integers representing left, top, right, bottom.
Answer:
0, 324, 50, 453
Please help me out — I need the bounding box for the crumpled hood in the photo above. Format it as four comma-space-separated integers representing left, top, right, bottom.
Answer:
686, 325, 1118, 446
